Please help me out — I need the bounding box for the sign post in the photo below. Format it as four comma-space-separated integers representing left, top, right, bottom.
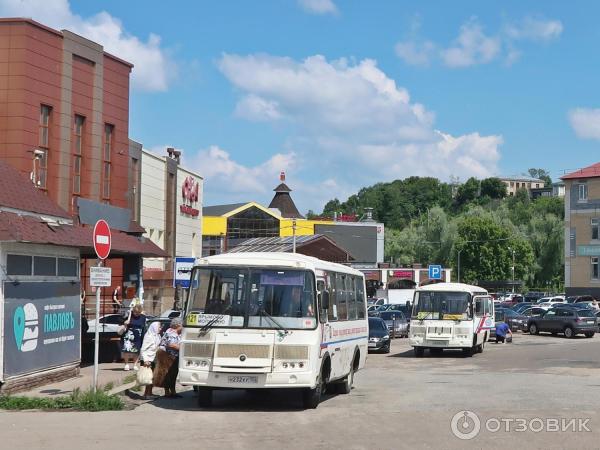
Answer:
92, 220, 111, 393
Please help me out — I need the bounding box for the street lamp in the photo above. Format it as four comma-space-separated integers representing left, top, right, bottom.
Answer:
508, 247, 516, 292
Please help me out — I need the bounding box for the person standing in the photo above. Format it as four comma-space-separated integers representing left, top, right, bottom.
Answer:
120, 303, 146, 371
153, 318, 183, 398
139, 321, 162, 399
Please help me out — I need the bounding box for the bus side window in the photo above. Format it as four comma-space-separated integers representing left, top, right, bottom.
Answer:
475, 298, 483, 315
347, 276, 357, 320
336, 273, 348, 321
327, 272, 338, 322
356, 277, 366, 319
317, 279, 327, 324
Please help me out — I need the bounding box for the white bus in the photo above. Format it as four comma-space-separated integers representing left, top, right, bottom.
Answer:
408, 282, 494, 357
178, 252, 368, 409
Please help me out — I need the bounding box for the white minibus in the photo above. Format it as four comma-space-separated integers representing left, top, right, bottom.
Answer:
178, 252, 368, 408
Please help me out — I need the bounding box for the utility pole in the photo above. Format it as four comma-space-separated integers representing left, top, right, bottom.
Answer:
292, 219, 297, 253
457, 249, 462, 283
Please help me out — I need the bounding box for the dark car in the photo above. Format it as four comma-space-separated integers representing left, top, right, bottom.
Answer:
528, 308, 597, 338
512, 302, 533, 313
386, 304, 413, 324
524, 292, 544, 303
566, 295, 595, 304
497, 307, 528, 332
554, 303, 593, 310
379, 311, 409, 338
368, 317, 391, 353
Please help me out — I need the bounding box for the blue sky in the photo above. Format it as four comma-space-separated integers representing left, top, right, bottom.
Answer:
3, 0, 600, 213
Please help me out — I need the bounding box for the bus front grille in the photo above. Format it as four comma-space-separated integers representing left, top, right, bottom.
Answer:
427, 326, 452, 336
185, 342, 215, 358
274, 345, 309, 360
216, 344, 271, 359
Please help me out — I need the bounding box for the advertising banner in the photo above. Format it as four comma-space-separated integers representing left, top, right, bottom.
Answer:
3, 282, 81, 378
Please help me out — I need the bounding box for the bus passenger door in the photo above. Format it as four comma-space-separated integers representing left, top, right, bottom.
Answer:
317, 278, 331, 358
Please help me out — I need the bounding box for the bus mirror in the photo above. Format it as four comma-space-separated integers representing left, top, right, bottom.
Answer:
321, 290, 330, 310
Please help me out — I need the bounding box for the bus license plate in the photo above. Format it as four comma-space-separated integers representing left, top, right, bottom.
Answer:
228, 376, 258, 384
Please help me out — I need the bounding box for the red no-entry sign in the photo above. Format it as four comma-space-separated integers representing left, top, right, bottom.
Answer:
93, 220, 112, 260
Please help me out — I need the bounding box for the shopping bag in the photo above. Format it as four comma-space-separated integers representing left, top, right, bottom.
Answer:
137, 366, 153, 386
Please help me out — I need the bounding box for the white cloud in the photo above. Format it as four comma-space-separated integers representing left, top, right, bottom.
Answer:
396, 15, 563, 68
504, 16, 563, 42
395, 40, 436, 66
192, 146, 297, 201
297, 0, 338, 15
0, 0, 173, 91
217, 53, 502, 210
440, 20, 501, 68
568, 108, 600, 141
235, 94, 283, 121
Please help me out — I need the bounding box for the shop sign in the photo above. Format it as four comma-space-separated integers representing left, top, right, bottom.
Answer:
578, 245, 600, 256
174, 257, 195, 288
180, 176, 200, 217
3, 282, 80, 378
389, 270, 413, 280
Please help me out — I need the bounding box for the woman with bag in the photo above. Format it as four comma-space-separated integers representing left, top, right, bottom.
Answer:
138, 321, 162, 400
153, 318, 183, 398
119, 303, 146, 371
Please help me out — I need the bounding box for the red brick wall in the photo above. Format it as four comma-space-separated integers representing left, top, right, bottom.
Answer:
103, 55, 131, 209
0, 21, 63, 198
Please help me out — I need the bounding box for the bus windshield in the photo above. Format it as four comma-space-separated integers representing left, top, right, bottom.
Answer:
186, 266, 317, 330
412, 291, 472, 320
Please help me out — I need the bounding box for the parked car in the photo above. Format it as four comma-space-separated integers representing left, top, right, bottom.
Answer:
554, 303, 593, 310
379, 311, 409, 338
537, 297, 566, 307
520, 306, 547, 318
489, 309, 507, 340
566, 295, 595, 304
160, 309, 182, 319
524, 291, 544, 303
527, 308, 597, 338
512, 302, 533, 313
368, 304, 389, 317
497, 308, 529, 332
500, 294, 525, 306
368, 297, 386, 307
87, 313, 124, 334
368, 317, 391, 353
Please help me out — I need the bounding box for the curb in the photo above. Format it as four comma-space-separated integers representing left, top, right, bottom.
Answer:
107, 381, 137, 396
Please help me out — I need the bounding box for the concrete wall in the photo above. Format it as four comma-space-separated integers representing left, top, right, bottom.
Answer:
140, 150, 166, 269
176, 167, 202, 258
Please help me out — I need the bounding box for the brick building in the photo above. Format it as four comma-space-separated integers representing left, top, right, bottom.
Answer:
0, 18, 165, 315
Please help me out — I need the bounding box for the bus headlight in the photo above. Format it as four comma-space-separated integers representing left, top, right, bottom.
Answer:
278, 361, 308, 371
185, 358, 211, 369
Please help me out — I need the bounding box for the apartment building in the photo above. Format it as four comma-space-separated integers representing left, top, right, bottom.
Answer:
562, 162, 600, 298
499, 176, 545, 196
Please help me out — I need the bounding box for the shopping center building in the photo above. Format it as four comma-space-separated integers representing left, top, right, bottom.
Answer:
202, 174, 384, 267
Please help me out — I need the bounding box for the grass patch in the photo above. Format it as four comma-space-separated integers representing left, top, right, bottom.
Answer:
0, 386, 124, 411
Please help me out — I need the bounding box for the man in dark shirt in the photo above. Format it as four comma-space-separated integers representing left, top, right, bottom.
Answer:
495, 321, 512, 343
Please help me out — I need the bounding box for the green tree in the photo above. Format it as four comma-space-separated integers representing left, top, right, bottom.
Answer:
455, 177, 480, 207
322, 199, 341, 218
527, 168, 552, 186
480, 177, 507, 199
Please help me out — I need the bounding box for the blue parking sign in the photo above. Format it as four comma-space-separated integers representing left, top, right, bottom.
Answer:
428, 265, 442, 280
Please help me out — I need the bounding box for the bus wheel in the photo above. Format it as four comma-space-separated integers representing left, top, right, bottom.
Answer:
414, 347, 425, 357
337, 352, 359, 394
197, 387, 213, 407
303, 371, 324, 409
477, 341, 484, 353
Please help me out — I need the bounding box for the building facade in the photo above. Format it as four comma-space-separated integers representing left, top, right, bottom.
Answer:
0, 18, 166, 317
563, 162, 600, 298
140, 148, 202, 312
499, 176, 545, 196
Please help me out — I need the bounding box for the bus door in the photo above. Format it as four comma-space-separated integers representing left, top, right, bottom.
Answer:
316, 277, 331, 358
473, 295, 494, 342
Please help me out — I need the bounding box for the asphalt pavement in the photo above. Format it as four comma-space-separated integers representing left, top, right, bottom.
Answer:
1, 332, 599, 449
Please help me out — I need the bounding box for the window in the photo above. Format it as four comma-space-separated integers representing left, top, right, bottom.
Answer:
327, 273, 337, 321
347, 276, 357, 320
73, 115, 84, 196
57, 258, 78, 277
593, 218, 600, 240
103, 124, 113, 199
34, 256, 56, 276
130, 157, 140, 221
7, 254, 32, 275
535, 183, 540, 188
336, 274, 348, 321
592, 257, 599, 280
39, 105, 51, 147
356, 277, 366, 319
578, 183, 588, 202
510, 182, 514, 187
37, 105, 52, 189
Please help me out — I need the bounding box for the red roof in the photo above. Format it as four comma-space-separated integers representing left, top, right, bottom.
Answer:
0, 212, 167, 257
0, 161, 71, 219
561, 162, 600, 180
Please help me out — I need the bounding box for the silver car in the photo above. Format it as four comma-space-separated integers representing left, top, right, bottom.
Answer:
378, 311, 409, 338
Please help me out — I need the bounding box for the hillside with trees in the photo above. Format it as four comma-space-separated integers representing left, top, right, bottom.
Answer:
316, 170, 564, 290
